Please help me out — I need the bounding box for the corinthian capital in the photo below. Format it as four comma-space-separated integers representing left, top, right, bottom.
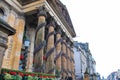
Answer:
48, 17, 56, 28
38, 6, 47, 17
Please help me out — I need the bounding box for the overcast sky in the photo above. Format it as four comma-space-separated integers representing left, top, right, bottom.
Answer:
60, 0, 120, 78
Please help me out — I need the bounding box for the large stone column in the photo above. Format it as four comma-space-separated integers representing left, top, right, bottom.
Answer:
0, 18, 15, 73
12, 17, 25, 70
71, 49, 75, 80
45, 19, 55, 74
34, 7, 46, 72
61, 36, 67, 79
55, 28, 62, 76
67, 44, 71, 77
26, 28, 35, 72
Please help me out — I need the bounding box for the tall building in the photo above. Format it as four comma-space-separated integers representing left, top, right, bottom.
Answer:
73, 41, 88, 80
73, 41, 97, 80
0, 0, 76, 79
85, 44, 97, 80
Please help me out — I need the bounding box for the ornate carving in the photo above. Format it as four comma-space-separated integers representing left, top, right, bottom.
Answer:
38, 6, 47, 17
47, 17, 56, 28
56, 27, 62, 34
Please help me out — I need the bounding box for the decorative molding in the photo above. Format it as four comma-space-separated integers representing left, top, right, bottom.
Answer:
0, 18, 16, 35
56, 27, 62, 34
47, 17, 56, 28
38, 6, 47, 17
4, 0, 45, 13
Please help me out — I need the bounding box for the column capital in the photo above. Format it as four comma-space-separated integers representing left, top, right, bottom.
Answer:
62, 36, 67, 41
61, 33, 67, 40
47, 17, 56, 28
38, 6, 47, 17
56, 27, 62, 34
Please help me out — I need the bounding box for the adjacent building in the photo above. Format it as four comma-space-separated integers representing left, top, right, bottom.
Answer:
74, 41, 87, 80
107, 70, 120, 80
73, 41, 97, 80
0, 0, 76, 79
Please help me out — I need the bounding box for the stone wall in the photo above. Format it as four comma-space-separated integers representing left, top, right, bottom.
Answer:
1, 1, 25, 70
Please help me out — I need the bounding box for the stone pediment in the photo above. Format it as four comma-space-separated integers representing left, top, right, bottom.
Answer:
47, 0, 76, 37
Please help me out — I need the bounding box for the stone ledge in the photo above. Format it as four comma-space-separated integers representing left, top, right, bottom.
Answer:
0, 18, 16, 36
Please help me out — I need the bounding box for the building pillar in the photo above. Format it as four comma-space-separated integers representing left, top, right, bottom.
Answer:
45, 19, 55, 74
69, 46, 75, 80
71, 49, 75, 80
55, 28, 62, 77
2, 11, 16, 69
0, 18, 15, 73
34, 7, 46, 72
67, 44, 71, 77
26, 28, 35, 72
61, 36, 67, 79
12, 17, 25, 70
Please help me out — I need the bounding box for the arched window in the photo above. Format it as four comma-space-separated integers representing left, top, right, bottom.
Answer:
0, 7, 5, 19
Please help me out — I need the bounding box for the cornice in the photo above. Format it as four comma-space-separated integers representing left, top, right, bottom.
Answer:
0, 18, 16, 35
4, 0, 45, 13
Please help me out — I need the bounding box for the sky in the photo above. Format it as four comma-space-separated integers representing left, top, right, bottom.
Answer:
60, 0, 120, 78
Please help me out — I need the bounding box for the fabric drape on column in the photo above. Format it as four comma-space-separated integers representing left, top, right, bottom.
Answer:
34, 6, 46, 72
45, 19, 55, 74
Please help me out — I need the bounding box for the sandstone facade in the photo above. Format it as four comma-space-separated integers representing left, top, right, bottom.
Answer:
0, 0, 76, 79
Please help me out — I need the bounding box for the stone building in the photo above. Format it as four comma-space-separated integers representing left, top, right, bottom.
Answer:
73, 41, 88, 80
84, 44, 97, 80
0, 0, 76, 79
0, 18, 15, 73
74, 41, 97, 80
107, 70, 120, 80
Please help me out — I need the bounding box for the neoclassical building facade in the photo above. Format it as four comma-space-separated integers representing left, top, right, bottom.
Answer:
0, 0, 76, 79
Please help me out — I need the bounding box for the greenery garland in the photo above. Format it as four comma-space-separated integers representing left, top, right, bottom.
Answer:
4, 73, 12, 80
1, 68, 56, 80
